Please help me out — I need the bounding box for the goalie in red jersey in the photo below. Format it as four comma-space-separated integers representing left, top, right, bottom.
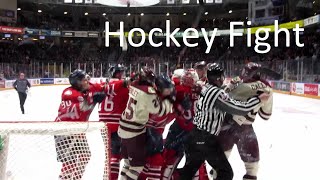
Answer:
98, 64, 131, 180
54, 69, 106, 180
162, 69, 209, 180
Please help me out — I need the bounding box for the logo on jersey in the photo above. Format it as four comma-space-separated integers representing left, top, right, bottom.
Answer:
64, 90, 72, 96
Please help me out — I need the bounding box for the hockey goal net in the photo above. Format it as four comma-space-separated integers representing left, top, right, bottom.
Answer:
0, 122, 110, 180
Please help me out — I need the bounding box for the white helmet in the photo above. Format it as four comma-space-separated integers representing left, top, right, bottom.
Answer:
172, 69, 185, 79
181, 68, 199, 87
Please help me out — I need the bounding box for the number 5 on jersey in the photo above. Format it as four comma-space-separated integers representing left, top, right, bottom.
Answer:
124, 97, 137, 120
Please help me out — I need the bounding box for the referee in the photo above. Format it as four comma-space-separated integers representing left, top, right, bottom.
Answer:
178, 63, 269, 180
13, 73, 31, 114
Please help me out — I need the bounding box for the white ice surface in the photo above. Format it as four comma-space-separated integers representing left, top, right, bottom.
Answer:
1, 85, 320, 180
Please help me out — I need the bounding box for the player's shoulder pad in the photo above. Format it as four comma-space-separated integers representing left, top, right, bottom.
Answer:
62, 87, 81, 98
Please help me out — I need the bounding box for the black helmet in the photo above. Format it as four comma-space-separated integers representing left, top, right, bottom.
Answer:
109, 64, 125, 78
69, 69, 87, 90
241, 62, 262, 80
138, 66, 156, 86
194, 61, 207, 69
207, 63, 225, 86
155, 74, 174, 93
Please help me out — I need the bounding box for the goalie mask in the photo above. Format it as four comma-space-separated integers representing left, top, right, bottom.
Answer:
172, 69, 185, 85
181, 69, 199, 87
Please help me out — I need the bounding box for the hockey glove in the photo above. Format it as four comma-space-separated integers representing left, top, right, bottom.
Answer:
146, 128, 164, 155
93, 92, 106, 103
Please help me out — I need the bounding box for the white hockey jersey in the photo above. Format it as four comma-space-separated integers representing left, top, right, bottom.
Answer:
118, 84, 172, 139
227, 78, 273, 125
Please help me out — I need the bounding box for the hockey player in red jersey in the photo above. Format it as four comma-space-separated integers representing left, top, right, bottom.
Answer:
98, 64, 130, 180
118, 67, 173, 180
54, 69, 106, 180
162, 69, 209, 180
215, 62, 273, 180
139, 74, 176, 180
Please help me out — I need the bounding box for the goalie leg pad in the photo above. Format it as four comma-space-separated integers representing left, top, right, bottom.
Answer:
54, 135, 82, 163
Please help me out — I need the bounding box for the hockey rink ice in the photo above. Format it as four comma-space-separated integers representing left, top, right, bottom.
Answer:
1, 85, 320, 180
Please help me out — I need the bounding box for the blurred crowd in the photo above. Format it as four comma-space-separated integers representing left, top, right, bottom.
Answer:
0, 31, 320, 83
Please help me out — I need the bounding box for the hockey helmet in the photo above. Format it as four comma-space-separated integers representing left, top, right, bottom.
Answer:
69, 69, 88, 91
109, 64, 125, 78
155, 74, 174, 95
181, 69, 199, 87
138, 66, 156, 86
194, 61, 207, 69
241, 62, 262, 80
207, 63, 225, 87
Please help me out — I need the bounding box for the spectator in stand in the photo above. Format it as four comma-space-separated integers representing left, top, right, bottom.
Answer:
13, 73, 31, 114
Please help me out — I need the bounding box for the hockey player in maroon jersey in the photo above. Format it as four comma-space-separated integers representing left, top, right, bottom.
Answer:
139, 74, 176, 180
216, 62, 273, 180
118, 67, 173, 180
162, 69, 209, 180
98, 64, 130, 180
54, 69, 106, 180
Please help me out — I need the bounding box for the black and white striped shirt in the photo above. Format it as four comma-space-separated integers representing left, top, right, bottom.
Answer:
193, 84, 261, 135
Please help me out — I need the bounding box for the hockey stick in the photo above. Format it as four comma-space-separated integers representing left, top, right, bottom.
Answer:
250, 67, 282, 81
177, 0, 205, 67
163, 151, 185, 180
